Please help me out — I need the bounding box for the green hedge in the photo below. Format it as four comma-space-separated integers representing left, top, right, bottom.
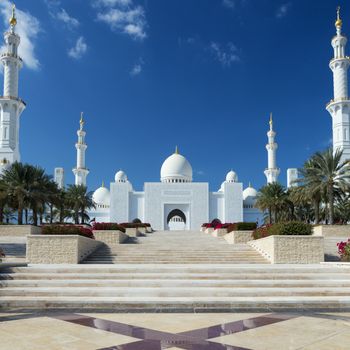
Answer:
227, 222, 257, 233
253, 222, 312, 240
120, 223, 148, 229
92, 223, 126, 233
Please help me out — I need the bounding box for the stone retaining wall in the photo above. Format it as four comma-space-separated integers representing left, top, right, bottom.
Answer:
0, 225, 41, 237
93, 230, 128, 245
26, 235, 102, 264
313, 225, 350, 237
248, 235, 324, 264
224, 231, 254, 244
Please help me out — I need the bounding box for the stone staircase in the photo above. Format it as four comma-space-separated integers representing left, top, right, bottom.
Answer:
1, 264, 350, 310
83, 230, 268, 264
1, 230, 350, 311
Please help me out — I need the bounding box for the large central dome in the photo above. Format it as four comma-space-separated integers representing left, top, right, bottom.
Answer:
160, 148, 193, 183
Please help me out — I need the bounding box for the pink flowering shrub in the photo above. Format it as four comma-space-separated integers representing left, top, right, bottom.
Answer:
337, 239, 350, 261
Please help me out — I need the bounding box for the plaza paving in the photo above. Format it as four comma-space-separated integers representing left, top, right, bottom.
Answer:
1, 311, 350, 349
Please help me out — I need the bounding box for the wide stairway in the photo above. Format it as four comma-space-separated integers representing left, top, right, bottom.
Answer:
1, 231, 350, 310
1, 264, 350, 310
83, 230, 268, 264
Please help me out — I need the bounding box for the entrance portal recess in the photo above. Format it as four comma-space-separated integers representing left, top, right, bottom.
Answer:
167, 209, 186, 231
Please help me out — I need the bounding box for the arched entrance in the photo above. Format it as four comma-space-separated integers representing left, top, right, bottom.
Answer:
167, 209, 186, 230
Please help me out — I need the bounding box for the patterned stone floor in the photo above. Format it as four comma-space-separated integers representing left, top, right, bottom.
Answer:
0, 312, 350, 349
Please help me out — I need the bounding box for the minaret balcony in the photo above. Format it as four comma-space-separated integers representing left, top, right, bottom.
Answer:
0, 53, 22, 62
0, 95, 26, 106
326, 97, 349, 108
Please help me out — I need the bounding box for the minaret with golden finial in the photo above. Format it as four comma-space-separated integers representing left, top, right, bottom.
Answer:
326, 6, 350, 162
0, 3, 26, 173
264, 113, 280, 184
73, 112, 89, 186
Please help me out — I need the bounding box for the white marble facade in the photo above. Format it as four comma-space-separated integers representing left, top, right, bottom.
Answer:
90, 149, 263, 230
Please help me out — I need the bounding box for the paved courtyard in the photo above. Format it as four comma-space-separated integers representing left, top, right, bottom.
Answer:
1, 312, 350, 349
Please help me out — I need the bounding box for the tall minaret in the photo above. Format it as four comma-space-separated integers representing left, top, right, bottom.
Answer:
326, 7, 350, 161
264, 113, 280, 184
72, 113, 89, 186
0, 4, 25, 172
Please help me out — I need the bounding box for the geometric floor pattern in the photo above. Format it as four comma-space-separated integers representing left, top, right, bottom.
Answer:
1, 312, 350, 349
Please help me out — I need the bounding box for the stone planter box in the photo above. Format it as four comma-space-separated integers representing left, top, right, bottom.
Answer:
212, 229, 228, 237
138, 227, 147, 234
125, 228, 141, 237
26, 235, 102, 264
200, 227, 206, 232
205, 228, 214, 234
224, 231, 254, 244
248, 235, 324, 264
146, 227, 153, 233
313, 225, 350, 237
0, 225, 41, 237
93, 230, 128, 245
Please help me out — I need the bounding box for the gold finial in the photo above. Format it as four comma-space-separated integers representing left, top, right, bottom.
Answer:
9, 3, 17, 28
79, 112, 84, 129
175, 145, 179, 154
336, 6, 342, 28
249, 181, 252, 188
102, 181, 105, 188
269, 112, 273, 130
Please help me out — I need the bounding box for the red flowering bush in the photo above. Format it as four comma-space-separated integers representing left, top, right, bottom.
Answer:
92, 222, 126, 233
42, 225, 94, 239
337, 239, 350, 261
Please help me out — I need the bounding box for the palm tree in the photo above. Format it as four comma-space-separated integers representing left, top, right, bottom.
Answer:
299, 148, 350, 225
256, 182, 288, 224
66, 185, 94, 224
1, 162, 30, 224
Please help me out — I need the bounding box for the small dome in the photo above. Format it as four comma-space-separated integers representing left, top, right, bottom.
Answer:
115, 170, 127, 183
92, 185, 110, 206
226, 170, 238, 183
243, 184, 258, 201
160, 148, 193, 183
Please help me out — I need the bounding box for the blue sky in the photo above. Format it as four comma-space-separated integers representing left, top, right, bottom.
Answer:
0, 0, 345, 191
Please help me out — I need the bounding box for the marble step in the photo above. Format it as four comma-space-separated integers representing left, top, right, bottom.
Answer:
3, 272, 350, 280
2, 279, 350, 288
7, 264, 350, 274
1, 295, 350, 311
2, 286, 350, 297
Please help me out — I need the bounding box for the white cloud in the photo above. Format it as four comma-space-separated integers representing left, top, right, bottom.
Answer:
130, 58, 144, 76
130, 63, 142, 76
68, 36, 87, 60
56, 9, 79, 29
93, 0, 147, 40
210, 42, 240, 67
94, 0, 132, 7
222, 0, 235, 9
0, 1, 40, 70
276, 3, 291, 19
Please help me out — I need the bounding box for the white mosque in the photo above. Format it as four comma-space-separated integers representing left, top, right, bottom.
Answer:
0, 6, 349, 230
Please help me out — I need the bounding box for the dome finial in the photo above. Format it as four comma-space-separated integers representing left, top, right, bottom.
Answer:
336, 6, 343, 28
102, 180, 105, 188
175, 145, 179, 154
269, 112, 273, 130
9, 3, 17, 28
80, 112, 84, 130
249, 181, 252, 188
